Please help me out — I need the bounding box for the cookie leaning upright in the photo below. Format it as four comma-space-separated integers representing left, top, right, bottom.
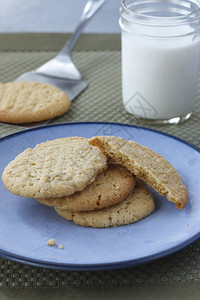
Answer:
0, 81, 71, 124
2, 137, 108, 198
89, 136, 188, 209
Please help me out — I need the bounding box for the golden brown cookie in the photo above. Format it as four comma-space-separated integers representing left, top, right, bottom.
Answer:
0, 81, 71, 124
2, 137, 107, 198
37, 163, 136, 212
89, 136, 188, 209
55, 180, 155, 228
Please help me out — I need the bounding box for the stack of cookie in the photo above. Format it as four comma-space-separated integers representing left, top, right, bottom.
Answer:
2, 136, 188, 228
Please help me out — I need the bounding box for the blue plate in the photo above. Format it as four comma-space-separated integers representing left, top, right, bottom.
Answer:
0, 122, 200, 271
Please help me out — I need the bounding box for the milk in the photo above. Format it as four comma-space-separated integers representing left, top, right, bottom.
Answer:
121, 28, 200, 120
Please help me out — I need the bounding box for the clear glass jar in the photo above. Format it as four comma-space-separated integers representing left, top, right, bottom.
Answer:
119, 0, 200, 124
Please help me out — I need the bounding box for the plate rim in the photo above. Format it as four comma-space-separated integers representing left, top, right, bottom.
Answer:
1, 121, 199, 153
0, 121, 200, 271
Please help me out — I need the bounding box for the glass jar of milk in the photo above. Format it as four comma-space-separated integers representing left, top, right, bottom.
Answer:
119, 0, 200, 124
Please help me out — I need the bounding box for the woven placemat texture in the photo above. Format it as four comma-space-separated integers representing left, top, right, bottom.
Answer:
0, 35, 200, 287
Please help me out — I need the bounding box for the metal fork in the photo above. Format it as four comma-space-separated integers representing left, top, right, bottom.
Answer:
16, 0, 106, 100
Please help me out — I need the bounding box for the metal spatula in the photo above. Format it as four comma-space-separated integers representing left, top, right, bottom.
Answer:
15, 0, 106, 101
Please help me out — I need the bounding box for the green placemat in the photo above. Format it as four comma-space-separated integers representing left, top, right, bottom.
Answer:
0, 34, 200, 288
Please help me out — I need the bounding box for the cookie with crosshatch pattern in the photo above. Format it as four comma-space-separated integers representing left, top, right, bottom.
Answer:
0, 81, 71, 124
2, 137, 108, 198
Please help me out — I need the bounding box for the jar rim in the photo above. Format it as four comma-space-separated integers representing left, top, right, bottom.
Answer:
121, 0, 200, 26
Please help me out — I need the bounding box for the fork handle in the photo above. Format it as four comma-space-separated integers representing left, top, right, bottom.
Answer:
59, 0, 106, 56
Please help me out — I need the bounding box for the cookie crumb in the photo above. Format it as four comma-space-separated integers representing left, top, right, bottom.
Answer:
58, 244, 63, 249
46, 239, 55, 246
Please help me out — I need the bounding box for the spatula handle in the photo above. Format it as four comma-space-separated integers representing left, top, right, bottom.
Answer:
59, 0, 107, 56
